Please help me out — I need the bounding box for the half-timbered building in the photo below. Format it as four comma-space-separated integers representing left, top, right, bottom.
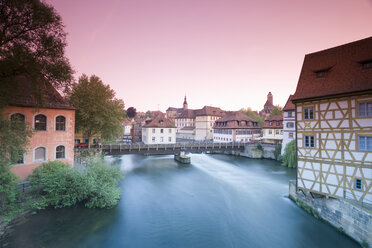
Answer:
292, 37, 372, 203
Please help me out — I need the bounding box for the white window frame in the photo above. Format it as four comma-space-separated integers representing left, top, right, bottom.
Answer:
304, 107, 314, 120
33, 113, 48, 131
304, 135, 315, 148
354, 178, 363, 190
34, 146, 47, 162
358, 102, 372, 117
358, 136, 372, 151
55, 145, 66, 160
55, 115, 67, 131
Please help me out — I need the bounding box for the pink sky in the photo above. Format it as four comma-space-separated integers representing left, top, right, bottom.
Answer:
48, 0, 372, 112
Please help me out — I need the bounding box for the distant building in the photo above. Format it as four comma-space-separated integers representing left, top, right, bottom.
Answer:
292, 37, 372, 203
123, 121, 132, 142
261, 115, 283, 144
142, 114, 176, 144
166, 96, 188, 119
74, 131, 101, 146
259, 92, 275, 118
213, 111, 260, 143
281, 95, 296, 154
175, 106, 225, 141
3, 76, 75, 178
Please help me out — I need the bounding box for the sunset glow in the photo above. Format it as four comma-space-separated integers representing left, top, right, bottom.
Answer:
48, 0, 372, 112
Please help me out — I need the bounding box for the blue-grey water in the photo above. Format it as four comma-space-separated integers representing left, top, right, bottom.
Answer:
2, 154, 359, 248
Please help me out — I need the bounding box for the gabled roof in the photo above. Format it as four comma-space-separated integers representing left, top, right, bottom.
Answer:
292, 36, 372, 102
265, 115, 283, 121
8, 76, 75, 110
283, 95, 295, 111
176, 109, 196, 119
166, 107, 182, 111
214, 111, 259, 129
263, 115, 283, 128
143, 113, 176, 128
195, 106, 225, 117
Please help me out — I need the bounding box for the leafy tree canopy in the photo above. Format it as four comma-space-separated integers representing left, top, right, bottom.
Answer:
68, 74, 126, 146
0, 0, 73, 109
268, 105, 283, 118
282, 140, 296, 168
127, 107, 137, 119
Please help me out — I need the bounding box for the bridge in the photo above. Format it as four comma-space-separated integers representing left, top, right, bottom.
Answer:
100, 142, 245, 156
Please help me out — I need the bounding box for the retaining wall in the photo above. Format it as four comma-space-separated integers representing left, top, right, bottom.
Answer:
289, 180, 372, 247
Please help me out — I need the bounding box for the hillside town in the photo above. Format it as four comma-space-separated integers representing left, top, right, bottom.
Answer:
0, 0, 371, 247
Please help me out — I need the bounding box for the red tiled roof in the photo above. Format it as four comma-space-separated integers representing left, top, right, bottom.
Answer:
283, 95, 295, 111
263, 115, 283, 129
8, 76, 75, 110
143, 113, 176, 128
292, 36, 372, 102
195, 106, 225, 116
176, 109, 196, 119
214, 111, 259, 129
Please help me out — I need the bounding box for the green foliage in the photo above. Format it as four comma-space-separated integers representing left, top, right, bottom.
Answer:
256, 144, 263, 151
282, 140, 296, 168
240, 108, 264, 127
268, 106, 283, 118
295, 199, 321, 219
274, 144, 282, 161
127, 107, 137, 119
0, 162, 20, 215
28, 159, 124, 209
361, 240, 369, 248
68, 75, 126, 147
0, 0, 73, 109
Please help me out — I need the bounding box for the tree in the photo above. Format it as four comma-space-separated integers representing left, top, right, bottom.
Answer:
0, 117, 32, 213
68, 75, 126, 148
282, 140, 296, 168
0, 0, 73, 109
268, 105, 283, 118
145, 110, 153, 118
240, 108, 264, 127
127, 107, 137, 119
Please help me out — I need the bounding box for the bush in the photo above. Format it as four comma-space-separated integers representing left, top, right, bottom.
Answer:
0, 162, 20, 214
28, 159, 123, 209
256, 144, 263, 151
282, 140, 296, 168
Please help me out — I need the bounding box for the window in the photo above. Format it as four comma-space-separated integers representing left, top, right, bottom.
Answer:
362, 61, 372, 70
355, 179, 363, 190
289, 132, 294, 139
275, 130, 279, 135
56, 145, 65, 159
160, 129, 164, 133
35, 147, 46, 161
160, 137, 164, 142
152, 137, 155, 142
55, 116, 66, 131
169, 129, 172, 133
358, 136, 372, 151
304, 135, 315, 148
316, 71, 326, 78
269, 121, 272, 126
269, 130, 272, 135
10, 113, 25, 122
34, 114, 47, 131
276, 121, 280, 126
168, 137, 172, 142
152, 129, 155, 133
287, 122, 294, 128
288, 112, 293, 117
304, 108, 314, 120
358, 102, 372, 117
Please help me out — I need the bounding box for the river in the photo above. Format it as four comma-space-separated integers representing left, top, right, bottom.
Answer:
1, 154, 359, 248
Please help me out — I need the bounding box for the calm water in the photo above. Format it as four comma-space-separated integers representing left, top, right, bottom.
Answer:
2, 154, 359, 248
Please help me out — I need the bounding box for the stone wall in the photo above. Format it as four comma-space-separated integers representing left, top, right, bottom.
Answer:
240, 143, 277, 160
289, 180, 372, 247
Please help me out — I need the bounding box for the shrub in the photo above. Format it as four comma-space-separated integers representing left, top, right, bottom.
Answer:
28, 159, 123, 209
282, 140, 296, 168
0, 162, 20, 214
256, 144, 263, 151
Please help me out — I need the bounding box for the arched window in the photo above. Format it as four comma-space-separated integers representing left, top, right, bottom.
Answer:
55, 116, 66, 131
56, 145, 65, 159
35, 114, 47, 131
10, 113, 25, 122
35, 147, 46, 161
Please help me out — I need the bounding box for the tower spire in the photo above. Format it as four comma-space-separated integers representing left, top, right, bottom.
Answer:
183, 95, 188, 109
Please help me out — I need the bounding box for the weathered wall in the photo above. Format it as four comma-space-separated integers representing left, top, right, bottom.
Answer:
239, 143, 277, 160
289, 181, 372, 247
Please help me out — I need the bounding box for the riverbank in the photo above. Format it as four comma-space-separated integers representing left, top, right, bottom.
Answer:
289, 180, 372, 247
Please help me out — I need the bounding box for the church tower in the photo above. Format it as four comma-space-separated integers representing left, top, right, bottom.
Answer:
267, 92, 273, 106
183, 95, 188, 110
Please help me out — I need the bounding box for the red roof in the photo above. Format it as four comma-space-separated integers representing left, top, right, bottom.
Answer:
8, 76, 75, 110
263, 115, 283, 129
283, 95, 295, 111
194, 106, 225, 116
143, 113, 176, 128
292, 36, 372, 102
214, 111, 259, 129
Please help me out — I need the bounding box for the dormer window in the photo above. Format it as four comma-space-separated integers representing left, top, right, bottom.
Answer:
314, 67, 331, 78
361, 60, 372, 70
